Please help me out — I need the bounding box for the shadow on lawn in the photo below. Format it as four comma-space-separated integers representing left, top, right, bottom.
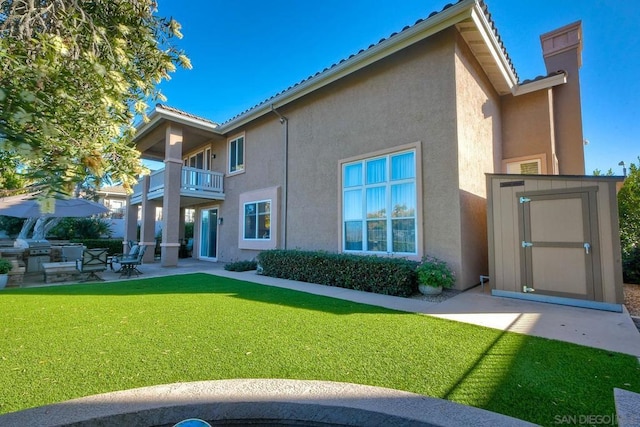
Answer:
0, 273, 401, 316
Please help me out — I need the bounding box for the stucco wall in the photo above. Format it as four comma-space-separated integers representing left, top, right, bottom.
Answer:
453, 32, 501, 288
211, 30, 461, 269
544, 50, 585, 175
501, 89, 555, 173
189, 27, 514, 291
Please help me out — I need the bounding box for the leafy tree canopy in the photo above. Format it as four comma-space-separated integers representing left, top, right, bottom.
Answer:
0, 0, 191, 196
618, 158, 640, 258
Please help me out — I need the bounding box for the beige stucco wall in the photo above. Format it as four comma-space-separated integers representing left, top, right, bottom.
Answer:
209, 30, 466, 274
453, 33, 501, 288
501, 89, 555, 173
199, 117, 285, 261
543, 51, 585, 175
187, 28, 512, 290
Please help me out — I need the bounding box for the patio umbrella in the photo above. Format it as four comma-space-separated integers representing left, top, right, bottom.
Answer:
0, 194, 109, 218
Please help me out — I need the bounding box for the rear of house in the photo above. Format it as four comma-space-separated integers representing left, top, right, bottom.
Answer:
128, 0, 588, 290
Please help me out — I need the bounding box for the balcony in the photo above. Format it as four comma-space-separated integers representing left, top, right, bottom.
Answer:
131, 167, 225, 205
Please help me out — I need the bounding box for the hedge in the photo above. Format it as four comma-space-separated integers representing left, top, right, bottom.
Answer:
224, 260, 258, 272
70, 239, 125, 255
256, 250, 418, 297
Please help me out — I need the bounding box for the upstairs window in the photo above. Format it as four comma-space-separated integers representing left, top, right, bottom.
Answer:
228, 135, 245, 174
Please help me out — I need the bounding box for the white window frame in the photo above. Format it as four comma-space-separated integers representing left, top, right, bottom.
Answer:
183, 148, 211, 170
228, 134, 245, 175
340, 148, 418, 256
503, 154, 547, 175
238, 187, 280, 250
243, 199, 272, 241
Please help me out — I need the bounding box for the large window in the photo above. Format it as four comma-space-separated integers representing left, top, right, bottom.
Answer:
244, 200, 271, 240
228, 135, 244, 174
342, 150, 417, 254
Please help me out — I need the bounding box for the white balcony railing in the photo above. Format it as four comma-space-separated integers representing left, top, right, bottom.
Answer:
131, 167, 224, 203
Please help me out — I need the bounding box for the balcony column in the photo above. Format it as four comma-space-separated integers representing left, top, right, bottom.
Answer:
139, 175, 156, 263
161, 125, 183, 267
123, 195, 139, 254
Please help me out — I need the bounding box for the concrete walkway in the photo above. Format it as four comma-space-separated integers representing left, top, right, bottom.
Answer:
20, 258, 640, 358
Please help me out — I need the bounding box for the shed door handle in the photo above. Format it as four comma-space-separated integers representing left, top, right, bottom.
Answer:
584, 243, 590, 254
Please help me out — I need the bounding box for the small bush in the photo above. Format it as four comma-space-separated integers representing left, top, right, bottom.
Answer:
0, 258, 13, 274
623, 246, 640, 284
224, 260, 258, 272
416, 256, 455, 289
257, 250, 418, 297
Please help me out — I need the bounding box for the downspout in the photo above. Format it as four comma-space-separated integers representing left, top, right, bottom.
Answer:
271, 105, 288, 249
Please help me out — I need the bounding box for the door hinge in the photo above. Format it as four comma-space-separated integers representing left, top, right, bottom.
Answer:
521, 241, 533, 248
519, 196, 531, 204
523, 286, 535, 293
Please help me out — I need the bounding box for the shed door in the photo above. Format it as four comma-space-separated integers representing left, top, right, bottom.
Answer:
518, 187, 602, 301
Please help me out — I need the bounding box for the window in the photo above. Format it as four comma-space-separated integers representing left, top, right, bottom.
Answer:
239, 187, 279, 250
504, 156, 546, 175
244, 200, 271, 240
228, 135, 244, 174
342, 150, 417, 254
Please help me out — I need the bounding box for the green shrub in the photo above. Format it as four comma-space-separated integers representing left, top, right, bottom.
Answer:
0, 216, 25, 237
416, 256, 455, 289
257, 250, 418, 297
0, 258, 13, 274
70, 239, 124, 255
224, 260, 258, 272
48, 217, 112, 239
184, 222, 194, 239
623, 246, 640, 284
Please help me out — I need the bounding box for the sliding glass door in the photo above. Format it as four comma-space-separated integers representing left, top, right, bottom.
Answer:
200, 208, 218, 260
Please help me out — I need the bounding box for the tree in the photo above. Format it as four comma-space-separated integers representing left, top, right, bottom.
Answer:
618, 158, 640, 283
0, 0, 191, 197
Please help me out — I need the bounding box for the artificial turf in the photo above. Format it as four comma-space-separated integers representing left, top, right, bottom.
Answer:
0, 273, 638, 426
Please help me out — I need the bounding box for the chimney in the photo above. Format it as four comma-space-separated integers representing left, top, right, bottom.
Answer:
540, 21, 585, 175
541, 21, 583, 70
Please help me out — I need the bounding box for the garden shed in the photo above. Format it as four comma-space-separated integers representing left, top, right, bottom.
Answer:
486, 174, 624, 312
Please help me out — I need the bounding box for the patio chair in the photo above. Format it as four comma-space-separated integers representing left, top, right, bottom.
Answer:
111, 244, 141, 271
118, 245, 147, 278
75, 248, 108, 281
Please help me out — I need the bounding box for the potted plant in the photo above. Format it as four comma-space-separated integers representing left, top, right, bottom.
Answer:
416, 256, 455, 296
0, 258, 13, 289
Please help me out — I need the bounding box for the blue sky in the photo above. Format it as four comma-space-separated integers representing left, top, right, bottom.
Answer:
155, 0, 639, 175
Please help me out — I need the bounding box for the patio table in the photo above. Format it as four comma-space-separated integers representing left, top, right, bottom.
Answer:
119, 260, 142, 278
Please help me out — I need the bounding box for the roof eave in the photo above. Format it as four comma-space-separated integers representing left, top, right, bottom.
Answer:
513, 72, 568, 96
219, 0, 478, 132
468, 4, 519, 94
133, 106, 221, 143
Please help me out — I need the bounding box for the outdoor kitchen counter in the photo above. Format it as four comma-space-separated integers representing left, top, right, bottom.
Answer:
42, 262, 79, 283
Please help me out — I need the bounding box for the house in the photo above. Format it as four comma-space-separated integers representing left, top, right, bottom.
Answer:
127, 0, 587, 290
97, 185, 128, 219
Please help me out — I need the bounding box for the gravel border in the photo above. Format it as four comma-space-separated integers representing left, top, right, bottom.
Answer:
409, 288, 462, 303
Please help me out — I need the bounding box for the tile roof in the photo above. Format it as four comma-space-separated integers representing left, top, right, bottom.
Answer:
220, 0, 518, 125
520, 70, 566, 85
155, 104, 219, 127
153, 1, 534, 130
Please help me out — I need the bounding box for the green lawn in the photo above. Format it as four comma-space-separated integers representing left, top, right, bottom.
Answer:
0, 273, 638, 426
